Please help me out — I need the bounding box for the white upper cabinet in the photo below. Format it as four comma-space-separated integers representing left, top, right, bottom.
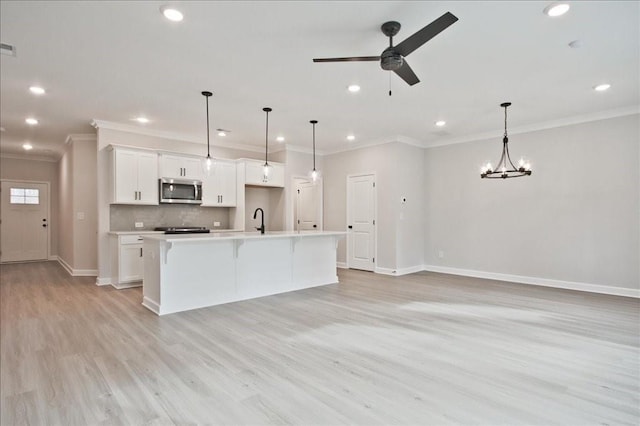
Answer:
244, 159, 285, 187
159, 153, 203, 180
202, 159, 237, 207
111, 147, 158, 205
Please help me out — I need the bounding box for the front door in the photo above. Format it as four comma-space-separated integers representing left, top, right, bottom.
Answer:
347, 173, 375, 271
0, 181, 49, 262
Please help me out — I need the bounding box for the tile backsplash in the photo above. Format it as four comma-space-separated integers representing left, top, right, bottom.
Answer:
110, 204, 230, 231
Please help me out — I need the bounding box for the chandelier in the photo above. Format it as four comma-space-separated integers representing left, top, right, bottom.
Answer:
481, 102, 532, 179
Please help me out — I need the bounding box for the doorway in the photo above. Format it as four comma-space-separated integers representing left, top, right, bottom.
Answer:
0, 180, 49, 262
294, 177, 322, 232
347, 173, 376, 271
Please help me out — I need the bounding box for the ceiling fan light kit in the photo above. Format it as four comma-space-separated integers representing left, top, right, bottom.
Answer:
480, 102, 532, 179
313, 12, 458, 88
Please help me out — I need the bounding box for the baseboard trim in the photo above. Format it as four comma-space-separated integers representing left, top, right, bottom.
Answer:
422, 265, 640, 299
337, 262, 348, 269
376, 265, 424, 276
111, 281, 142, 290
57, 257, 97, 277
96, 277, 112, 286
48, 255, 58, 261
142, 296, 160, 315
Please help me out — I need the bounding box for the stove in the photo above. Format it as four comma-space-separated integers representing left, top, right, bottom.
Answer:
154, 226, 211, 234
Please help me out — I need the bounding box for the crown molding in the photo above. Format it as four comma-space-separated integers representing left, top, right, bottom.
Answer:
425, 104, 640, 148
0, 152, 59, 162
90, 119, 264, 154
65, 133, 96, 144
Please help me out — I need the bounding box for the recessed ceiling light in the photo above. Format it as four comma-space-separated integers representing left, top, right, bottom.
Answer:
594, 83, 611, 92
347, 84, 361, 93
134, 117, 150, 124
346, 135, 355, 141
543, 3, 570, 17
276, 136, 285, 142
29, 86, 45, 95
22, 143, 33, 150
25, 117, 38, 125
160, 5, 183, 22
435, 120, 446, 127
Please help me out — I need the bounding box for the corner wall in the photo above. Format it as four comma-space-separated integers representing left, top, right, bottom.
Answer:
423, 114, 639, 292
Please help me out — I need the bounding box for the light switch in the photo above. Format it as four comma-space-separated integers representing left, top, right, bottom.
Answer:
76, 212, 85, 220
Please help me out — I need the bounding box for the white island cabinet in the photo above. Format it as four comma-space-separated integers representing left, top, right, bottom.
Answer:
142, 231, 345, 315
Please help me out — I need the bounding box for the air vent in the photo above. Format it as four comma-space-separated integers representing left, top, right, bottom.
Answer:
1, 43, 16, 57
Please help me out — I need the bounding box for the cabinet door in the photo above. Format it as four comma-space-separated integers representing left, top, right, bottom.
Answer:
245, 161, 265, 185
182, 157, 203, 179
201, 172, 218, 206
218, 161, 237, 206
113, 149, 140, 203
120, 244, 143, 282
137, 152, 159, 204
269, 163, 285, 187
159, 154, 184, 179
160, 154, 202, 179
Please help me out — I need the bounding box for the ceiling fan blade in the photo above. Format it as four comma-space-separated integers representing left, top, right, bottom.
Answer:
313, 56, 380, 63
394, 60, 420, 86
395, 12, 458, 57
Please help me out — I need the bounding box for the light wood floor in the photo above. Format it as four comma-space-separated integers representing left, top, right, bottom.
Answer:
1, 262, 638, 425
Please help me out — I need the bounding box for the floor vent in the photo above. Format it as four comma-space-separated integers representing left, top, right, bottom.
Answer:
1, 43, 16, 57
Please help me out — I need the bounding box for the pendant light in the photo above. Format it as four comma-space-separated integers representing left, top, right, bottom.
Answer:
309, 120, 320, 182
481, 102, 532, 179
262, 107, 272, 182
202, 91, 214, 175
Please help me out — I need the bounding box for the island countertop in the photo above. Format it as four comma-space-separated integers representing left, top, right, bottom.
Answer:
142, 230, 346, 242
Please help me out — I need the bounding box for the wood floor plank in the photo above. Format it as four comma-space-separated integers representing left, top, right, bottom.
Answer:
1, 261, 638, 425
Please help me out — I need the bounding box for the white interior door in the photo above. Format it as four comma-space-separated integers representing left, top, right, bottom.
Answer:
0, 181, 49, 262
297, 180, 320, 231
347, 174, 375, 271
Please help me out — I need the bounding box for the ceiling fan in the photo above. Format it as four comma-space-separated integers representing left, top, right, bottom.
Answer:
313, 12, 458, 87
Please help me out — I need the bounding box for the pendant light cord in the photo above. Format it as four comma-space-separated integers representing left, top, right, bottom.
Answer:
264, 109, 269, 166
312, 122, 316, 170
503, 104, 508, 139
206, 95, 211, 157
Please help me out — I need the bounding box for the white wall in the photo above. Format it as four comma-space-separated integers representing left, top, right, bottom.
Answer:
71, 136, 97, 271
0, 156, 59, 258
424, 114, 639, 291
58, 145, 74, 266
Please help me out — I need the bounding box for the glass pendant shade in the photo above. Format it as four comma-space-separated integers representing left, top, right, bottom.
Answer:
201, 91, 215, 176
481, 102, 532, 179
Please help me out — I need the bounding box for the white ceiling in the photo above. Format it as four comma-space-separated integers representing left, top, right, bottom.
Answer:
1, 1, 638, 160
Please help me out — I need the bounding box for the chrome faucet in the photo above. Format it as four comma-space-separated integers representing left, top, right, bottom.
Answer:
253, 208, 265, 234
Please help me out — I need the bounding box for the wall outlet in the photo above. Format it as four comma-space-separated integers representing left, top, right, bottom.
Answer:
134, 222, 144, 228
76, 212, 85, 220
438, 250, 445, 259
213, 221, 221, 227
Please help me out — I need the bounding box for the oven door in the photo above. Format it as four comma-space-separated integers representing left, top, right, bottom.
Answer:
159, 178, 202, 204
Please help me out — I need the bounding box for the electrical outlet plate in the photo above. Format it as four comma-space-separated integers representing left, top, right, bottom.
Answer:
213, 221, 221, 227
134, 222, 143, 228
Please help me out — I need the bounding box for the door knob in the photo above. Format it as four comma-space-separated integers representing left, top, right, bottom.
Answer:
348, 225, 353, 229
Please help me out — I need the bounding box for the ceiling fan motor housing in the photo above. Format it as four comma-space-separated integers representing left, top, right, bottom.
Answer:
380, 48, 403, 70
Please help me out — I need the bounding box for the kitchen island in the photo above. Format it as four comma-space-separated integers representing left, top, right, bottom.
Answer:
142, 231, 345, 315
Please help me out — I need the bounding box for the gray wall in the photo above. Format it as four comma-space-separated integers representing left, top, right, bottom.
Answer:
423, 114, 639, 290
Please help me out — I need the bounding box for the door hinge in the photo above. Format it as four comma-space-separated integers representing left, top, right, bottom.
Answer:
373, 219, 375, 225
297, 220, 300, 224
372, 257, 375, 263
373, 182, 375, 187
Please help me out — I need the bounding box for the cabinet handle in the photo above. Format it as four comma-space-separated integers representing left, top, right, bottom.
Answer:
140, 248, 143, 257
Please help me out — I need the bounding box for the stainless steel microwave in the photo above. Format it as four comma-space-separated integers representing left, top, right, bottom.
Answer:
159, 178, 202, 204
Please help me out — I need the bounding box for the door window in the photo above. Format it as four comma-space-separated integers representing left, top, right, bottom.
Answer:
10, 188, 40, 205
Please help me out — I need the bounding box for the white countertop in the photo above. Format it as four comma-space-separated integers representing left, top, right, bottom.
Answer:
109, 229, 242, 235
142, 230, 346, 243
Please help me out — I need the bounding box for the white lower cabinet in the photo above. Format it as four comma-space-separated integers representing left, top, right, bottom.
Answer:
110, 234, 145, 288
202, 159, 237, 206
